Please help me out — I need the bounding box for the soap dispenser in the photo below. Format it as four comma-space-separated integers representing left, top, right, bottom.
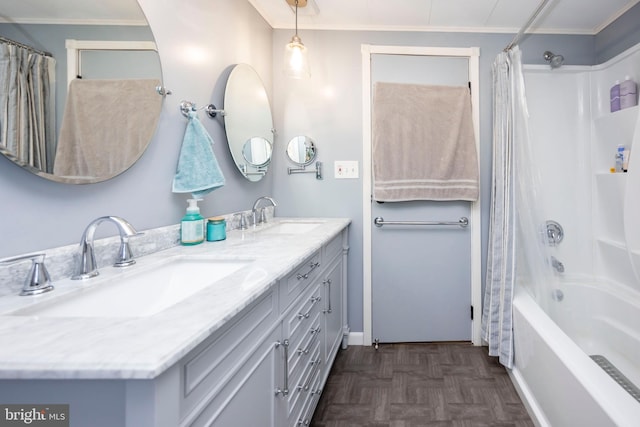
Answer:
181, 199, 205, 245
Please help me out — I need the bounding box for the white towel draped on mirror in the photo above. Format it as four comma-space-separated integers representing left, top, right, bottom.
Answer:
53, 78, 161, 180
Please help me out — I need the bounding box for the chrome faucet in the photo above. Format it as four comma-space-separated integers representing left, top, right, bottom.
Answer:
252, 196, 277, 225
0, 253, 54, 296
73, 216, 140, 280
550, 256, 565, 273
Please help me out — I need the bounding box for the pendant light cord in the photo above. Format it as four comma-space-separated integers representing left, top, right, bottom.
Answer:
295, 0, 299, 37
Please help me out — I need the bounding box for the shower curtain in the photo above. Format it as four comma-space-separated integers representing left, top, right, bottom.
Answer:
482, 46, 555, 368
0, 42, 56, 173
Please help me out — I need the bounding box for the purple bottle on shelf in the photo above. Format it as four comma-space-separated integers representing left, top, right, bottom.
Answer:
620, 76, 638, 110
610, 80, 621, 112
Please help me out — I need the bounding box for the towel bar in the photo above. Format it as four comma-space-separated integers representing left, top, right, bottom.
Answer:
179, 100, 226, 118
373, 217, 468, 228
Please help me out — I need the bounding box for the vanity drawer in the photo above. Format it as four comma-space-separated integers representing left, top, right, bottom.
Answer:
179, 290, 278, 418
294, 359, 323, 427
284, 284, 322, 358
322, 232, 343, 265
280, 251, 321, 312
288, 309, 321, 385
285, 332, 322, 422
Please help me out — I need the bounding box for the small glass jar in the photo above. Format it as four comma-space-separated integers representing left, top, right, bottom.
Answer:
206, 216, 226, 242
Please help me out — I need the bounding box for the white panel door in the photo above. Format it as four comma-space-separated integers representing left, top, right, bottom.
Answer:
371, 54, 472, 343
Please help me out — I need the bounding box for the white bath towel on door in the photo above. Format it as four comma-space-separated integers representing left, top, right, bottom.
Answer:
372, 82, 479, 202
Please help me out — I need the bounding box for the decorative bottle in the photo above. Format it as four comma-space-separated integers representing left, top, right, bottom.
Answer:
181, 199, 205, 245
620, 76, 638, 110
610, 80, 621, 112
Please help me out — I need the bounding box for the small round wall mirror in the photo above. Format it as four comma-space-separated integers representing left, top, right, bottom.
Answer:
242, 137, 272, 168
286, 136, 316, 165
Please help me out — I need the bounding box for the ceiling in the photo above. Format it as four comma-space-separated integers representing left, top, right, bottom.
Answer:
0, 0, 147, 25
249, 0, 640, 35
0, 0, 638, 35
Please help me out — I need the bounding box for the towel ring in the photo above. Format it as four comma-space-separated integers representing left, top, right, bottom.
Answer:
179, 100, 226, 119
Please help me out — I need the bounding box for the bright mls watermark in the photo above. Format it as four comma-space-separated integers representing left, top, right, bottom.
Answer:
0, 405, 68, 427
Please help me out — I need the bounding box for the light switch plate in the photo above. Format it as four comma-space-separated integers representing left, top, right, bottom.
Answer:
334, 161, 359, 179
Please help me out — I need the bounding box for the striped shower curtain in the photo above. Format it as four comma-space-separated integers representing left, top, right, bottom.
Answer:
482, 46, 554, 369
481, 48, 520, 369
0, 43, 56, 173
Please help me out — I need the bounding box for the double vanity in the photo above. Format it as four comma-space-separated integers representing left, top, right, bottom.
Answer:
0, 217, 350, 427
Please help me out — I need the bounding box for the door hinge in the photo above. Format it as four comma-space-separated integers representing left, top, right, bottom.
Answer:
470, 305, 474, 320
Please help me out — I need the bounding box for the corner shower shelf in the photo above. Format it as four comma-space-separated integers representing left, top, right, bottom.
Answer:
596, 237, 627, 251
596, 239, 637, 286
594, 105, 638, 123
593, 105, 638, 173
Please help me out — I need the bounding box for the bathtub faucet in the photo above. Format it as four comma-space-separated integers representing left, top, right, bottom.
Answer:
550, 256, 565, 273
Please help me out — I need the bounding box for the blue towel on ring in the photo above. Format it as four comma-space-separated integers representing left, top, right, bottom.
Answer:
172, 111, 225, 198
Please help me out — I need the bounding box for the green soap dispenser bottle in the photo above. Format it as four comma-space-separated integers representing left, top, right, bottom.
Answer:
181, 199, 205, 245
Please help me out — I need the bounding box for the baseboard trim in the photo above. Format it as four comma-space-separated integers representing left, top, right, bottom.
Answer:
348, 332, 364, 346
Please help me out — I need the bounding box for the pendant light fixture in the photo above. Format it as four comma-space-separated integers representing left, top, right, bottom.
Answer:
284, 0, 310, 79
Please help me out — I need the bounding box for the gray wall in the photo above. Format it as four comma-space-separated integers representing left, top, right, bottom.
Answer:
1, 0, 635, 334
270, 30, 595, 332
596, 2, 640, 64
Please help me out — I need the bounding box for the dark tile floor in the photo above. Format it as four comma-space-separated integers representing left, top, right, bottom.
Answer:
311, 342, 534, 427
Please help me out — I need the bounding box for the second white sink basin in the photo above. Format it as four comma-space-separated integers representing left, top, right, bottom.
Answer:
12, 256, 252, 318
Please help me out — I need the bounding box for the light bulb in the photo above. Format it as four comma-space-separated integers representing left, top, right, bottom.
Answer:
284, 36, 310, 79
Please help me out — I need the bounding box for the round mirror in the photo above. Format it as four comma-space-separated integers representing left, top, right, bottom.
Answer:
286, 136, 317, 165
0, 0, 163, 184
223, 64, 274, 182
242, 137, 273, 168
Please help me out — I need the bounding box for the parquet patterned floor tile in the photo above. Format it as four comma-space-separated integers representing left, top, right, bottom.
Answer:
311, 343, 534, 427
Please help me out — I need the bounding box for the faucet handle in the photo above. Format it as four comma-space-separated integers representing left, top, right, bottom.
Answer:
260, 207, 268, 224
236, 213, 248, 230
0, 253, 54, 296
114, 236, 136, 267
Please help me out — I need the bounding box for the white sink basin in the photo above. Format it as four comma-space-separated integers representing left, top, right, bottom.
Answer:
12, 256, 252, 318
258, 221, 323, 235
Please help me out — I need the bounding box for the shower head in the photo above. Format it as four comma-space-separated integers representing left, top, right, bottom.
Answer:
543, 51, 564, 68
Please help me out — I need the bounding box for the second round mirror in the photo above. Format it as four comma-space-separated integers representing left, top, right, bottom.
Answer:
286, 136, 316, 165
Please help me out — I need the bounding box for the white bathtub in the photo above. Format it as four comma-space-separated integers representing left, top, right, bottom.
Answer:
511, 282, 640, 427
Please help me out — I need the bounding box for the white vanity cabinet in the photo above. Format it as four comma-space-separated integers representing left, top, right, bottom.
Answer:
172, 227, 349, 426
0, 223, 349, 427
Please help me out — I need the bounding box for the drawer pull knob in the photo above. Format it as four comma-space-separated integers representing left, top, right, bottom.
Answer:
310, 326, 321, 335
297, 346, 311, 356
296, 262, 320, 280
297, 296, 321, 320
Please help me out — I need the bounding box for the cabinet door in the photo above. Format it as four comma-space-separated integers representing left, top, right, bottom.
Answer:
322, 257, 343, 367
185, 328, 280, 427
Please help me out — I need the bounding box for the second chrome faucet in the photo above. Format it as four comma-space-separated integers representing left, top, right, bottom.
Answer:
252, 196, 277, 226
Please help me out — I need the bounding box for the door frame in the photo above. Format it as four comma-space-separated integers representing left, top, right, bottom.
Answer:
361, 44, 482, 346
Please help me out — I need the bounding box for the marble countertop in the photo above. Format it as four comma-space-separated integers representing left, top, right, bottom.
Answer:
0, 217, 350, 380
